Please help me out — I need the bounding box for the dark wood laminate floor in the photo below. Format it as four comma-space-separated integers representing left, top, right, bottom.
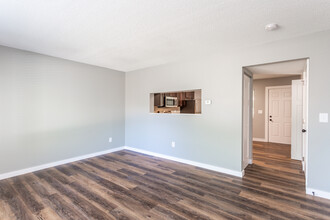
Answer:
1, 143, 330, 219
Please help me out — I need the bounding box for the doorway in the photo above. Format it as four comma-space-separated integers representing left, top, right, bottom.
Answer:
242, 58, 309, 185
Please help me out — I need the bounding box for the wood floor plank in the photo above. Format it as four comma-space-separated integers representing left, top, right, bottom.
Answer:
150, 205, 189, 220
25, 174, 89, 220
49, 169, 119, 216
8, 176, 62, 220
239, 190, 325, 220
34, 171, 112, 220
0, 180, 37, 220
58, 166, 145, 219
9, 176, 44, 215
0, 198, 17, 220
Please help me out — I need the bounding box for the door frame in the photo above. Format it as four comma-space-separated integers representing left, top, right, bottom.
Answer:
242, 70, 253, 171
264, 85, 292, 143
303, 59, 310, 187
242, 58, 309, 184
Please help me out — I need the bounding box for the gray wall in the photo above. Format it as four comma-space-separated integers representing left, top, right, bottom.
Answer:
253, 76, 301, 139
126, 30, 330, 193
0, 46, 125, 174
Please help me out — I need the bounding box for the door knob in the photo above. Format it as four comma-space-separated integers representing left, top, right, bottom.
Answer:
302, 129, 307, 133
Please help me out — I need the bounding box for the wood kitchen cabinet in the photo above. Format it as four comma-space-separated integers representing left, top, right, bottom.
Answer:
184, 91, 194, 100
154, 93, 162, 106
177, 92, 184, 106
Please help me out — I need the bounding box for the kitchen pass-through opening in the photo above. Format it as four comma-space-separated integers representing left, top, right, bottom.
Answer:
150, 89, 201, 114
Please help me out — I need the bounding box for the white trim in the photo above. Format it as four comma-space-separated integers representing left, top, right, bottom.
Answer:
243, 68, 253, 77
241, 71, 254, 171
149, 113, 202, 116
304, 59, 310, 188
265, 85, 292, 142
248, 159, 253, 164
124, 146, 244, 177
0, 147, 125, 181
253, 138, 267, 142
306, 188, 330, 200
0, 145, 245, 181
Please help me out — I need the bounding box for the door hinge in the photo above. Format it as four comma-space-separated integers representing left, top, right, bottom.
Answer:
302, 157, 305, 162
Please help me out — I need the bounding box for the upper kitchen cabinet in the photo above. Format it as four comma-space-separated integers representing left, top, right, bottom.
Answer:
185, 91, 195, 100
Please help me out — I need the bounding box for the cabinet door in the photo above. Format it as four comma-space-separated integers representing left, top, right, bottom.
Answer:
185, 92, 194, 100
154, 94, 160, 106
177, 92, 182, 106
154, 93, 164, 107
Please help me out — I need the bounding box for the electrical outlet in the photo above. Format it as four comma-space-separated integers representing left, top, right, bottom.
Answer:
171, 141, 175, 148
319, 113, 328, 123
109, 137, 112, 143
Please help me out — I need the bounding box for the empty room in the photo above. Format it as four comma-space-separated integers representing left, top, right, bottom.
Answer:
1, 1, 330, 219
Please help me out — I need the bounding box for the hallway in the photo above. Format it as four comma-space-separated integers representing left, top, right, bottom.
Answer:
245, 141, 305, 192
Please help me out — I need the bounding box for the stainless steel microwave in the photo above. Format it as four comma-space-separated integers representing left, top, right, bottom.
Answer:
165, 96, 178, 107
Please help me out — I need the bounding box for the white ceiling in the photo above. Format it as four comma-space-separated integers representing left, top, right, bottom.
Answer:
0, 1, 330, 72
246, 59, 306, 79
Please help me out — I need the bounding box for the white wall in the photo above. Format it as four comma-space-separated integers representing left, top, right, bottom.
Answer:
0, 46, 125, 175
126, 30, 330, 194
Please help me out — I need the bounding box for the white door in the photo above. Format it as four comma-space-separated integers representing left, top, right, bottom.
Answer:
268, 87, 292, 144
291, 80, 303, 160
243, 74, 252, 169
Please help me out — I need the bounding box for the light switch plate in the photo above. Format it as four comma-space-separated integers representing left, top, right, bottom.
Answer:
205, 100, 212, 105
258, 110, 263, 114
319, 113, 328, 123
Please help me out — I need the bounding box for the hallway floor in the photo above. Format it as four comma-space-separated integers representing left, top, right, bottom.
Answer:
245, 141, 305, 194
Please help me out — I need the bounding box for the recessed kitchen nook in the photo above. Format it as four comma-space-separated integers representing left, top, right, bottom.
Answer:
150, 89, 201, 114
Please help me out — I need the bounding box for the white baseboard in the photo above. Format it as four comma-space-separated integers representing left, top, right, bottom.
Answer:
124, 146, 244, 178
0, 145, 244, 181
253, 138, 267, 142
306, 188, 330, 200
248, 159, 253, 164
0, 147, 125, 181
